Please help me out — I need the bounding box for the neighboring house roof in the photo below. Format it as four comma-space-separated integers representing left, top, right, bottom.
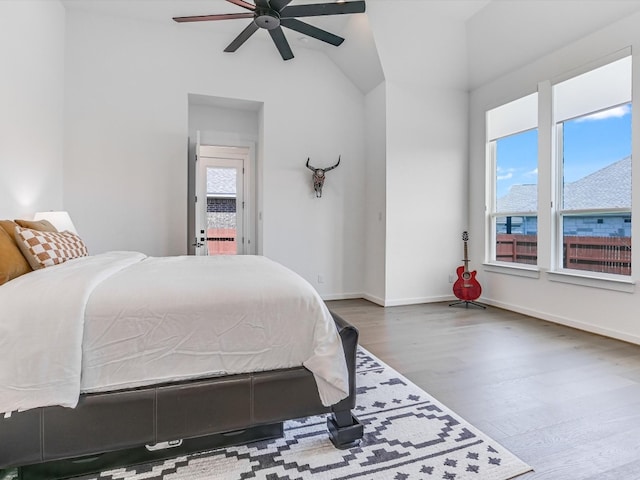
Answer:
207, 168, 236, 196
497, 156, 631, 212
497, 184, 537, 212
564, 156, 631, 210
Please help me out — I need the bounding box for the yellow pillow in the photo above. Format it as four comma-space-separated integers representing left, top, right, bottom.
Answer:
0, 226, 32, 285
0, 220, 21, 240
15, 219, 58, 232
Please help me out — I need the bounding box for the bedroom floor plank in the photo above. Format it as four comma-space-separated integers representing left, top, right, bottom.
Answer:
326, 299, 640, 480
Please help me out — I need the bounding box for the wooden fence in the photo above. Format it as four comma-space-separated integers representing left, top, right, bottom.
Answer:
496, 234, 631, 275
207, 228, 237, 255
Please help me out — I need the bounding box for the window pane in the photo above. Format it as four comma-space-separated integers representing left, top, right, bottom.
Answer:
206, 167, 237, 255
562, 214, 631, 275
559, 102, 631, 275
562, 103, 632, 210
495, 216, 538, 265
495, 129, 538, 212
494, 129, 538, 265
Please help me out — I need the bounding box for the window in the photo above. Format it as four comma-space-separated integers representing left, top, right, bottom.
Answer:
484, 52, 633, 285
487, 93, 538, 266
553, 56, 632, 276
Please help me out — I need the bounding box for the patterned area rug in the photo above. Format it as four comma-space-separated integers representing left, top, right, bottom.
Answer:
4, 348, 533, 480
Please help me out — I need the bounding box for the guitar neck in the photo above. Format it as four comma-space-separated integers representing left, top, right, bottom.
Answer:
463, 241, 469, 271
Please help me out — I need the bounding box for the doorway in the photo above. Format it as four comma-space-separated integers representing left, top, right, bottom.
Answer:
186, 94, 262, 255
195, 145, 251, 256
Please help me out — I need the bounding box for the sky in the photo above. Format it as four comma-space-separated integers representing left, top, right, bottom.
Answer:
496, 103, 632, 199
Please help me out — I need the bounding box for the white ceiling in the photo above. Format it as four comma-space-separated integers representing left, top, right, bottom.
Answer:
466, 0, 640, 89
61, 0, 640, 93
61, 0, 384, 92
62, 0, 350, 35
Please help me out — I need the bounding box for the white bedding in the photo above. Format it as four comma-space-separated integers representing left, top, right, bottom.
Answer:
0, 252, 349, 415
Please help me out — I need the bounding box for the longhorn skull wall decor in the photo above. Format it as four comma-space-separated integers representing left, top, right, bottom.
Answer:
306, 156, 341, 198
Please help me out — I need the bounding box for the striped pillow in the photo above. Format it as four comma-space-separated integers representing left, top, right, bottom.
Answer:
14, 226, 88, 270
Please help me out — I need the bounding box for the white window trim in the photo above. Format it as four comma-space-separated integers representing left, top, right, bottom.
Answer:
552, 110, 632, 278
484, 51, 633, 285
486, 130, 539, 268
547, 269, 635, 293
483, 262, 540, 279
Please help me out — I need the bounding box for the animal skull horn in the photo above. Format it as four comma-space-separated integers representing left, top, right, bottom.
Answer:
306, 156, 341, 198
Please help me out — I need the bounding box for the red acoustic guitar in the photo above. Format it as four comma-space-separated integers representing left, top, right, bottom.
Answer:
452, 231, 483, 307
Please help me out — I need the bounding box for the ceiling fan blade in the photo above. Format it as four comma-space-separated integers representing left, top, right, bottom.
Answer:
280, 1, 365, 18
224, 21, 260, 52
269, 26, 294, 60
269, 0, 293, 11
173, 13, 254, 22
281, 18, 343, 46
226, 0, 256, 10
254, 0, 270, 8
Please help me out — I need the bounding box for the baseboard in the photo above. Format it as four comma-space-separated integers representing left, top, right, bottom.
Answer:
361, 293, 385, 306
482, 297, 640, 346
383, 294, 456, 307
321, 292, 364, 302
322, 293, 458, 307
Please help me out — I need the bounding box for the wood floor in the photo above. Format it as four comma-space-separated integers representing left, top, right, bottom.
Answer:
326, 298, 640, 480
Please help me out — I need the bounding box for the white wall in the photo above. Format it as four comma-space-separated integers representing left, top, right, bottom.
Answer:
466, 0, 640, 89
62, 9, 366, 297
367, 1, 469, 305
384, 83, 468, 305
0, 0, 65, 219
469, 10, 640, 344
189, 103, 259, 146
363, 82, 386, 304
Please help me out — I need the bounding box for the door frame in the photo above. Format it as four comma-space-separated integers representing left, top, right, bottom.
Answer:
188, 138, 256, 255
196, 151, 246, 255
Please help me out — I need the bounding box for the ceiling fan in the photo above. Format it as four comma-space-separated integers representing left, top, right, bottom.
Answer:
173, 0, 366, 61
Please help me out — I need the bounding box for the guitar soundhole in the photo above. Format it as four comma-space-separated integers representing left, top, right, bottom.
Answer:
462, 272, 471, 280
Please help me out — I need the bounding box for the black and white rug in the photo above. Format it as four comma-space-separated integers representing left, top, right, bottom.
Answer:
4, 349, 533, 480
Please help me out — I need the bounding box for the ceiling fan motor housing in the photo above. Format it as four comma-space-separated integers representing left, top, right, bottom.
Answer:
254, 8, 280, 30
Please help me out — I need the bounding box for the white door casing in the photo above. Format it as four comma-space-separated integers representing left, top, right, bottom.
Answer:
196, 145, 250, 255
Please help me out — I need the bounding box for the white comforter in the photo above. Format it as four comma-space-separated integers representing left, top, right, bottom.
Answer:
0, 252, 349, 415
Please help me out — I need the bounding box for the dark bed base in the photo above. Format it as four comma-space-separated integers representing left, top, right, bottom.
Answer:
0, 311, 363, 479
19, 423, 285, 480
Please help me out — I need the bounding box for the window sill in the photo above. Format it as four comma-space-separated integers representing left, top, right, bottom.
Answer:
483, 262, 540, 279
547, 269, 635, 293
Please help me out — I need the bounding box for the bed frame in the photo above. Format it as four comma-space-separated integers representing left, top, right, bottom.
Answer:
0, 311, 363, 479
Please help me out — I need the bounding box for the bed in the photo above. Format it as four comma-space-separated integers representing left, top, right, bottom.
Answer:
0, 220, 363, 478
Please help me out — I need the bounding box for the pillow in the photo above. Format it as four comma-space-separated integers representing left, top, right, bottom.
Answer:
14, 226, 88, 270
0, 226, 32, 285
15, 219, 58, 232
0, 220, 21, 240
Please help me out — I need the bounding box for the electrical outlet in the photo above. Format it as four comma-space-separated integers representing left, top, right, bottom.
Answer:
318, 274, 324, 284
448, 274, 454, 283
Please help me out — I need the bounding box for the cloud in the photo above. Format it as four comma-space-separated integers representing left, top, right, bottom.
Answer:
577, 104, 631, 122
525, 168, 538, 176
497, 172, 513, 181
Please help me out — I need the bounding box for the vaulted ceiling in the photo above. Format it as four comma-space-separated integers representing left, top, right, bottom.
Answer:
61, 0, 640, 93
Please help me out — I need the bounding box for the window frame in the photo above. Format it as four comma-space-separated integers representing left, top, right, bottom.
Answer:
483, 49, 634, 289
487, 127, 539, 267
553, 104, 632, 278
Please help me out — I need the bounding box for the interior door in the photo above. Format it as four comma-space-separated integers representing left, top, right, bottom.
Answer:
196, 146, 247, 255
